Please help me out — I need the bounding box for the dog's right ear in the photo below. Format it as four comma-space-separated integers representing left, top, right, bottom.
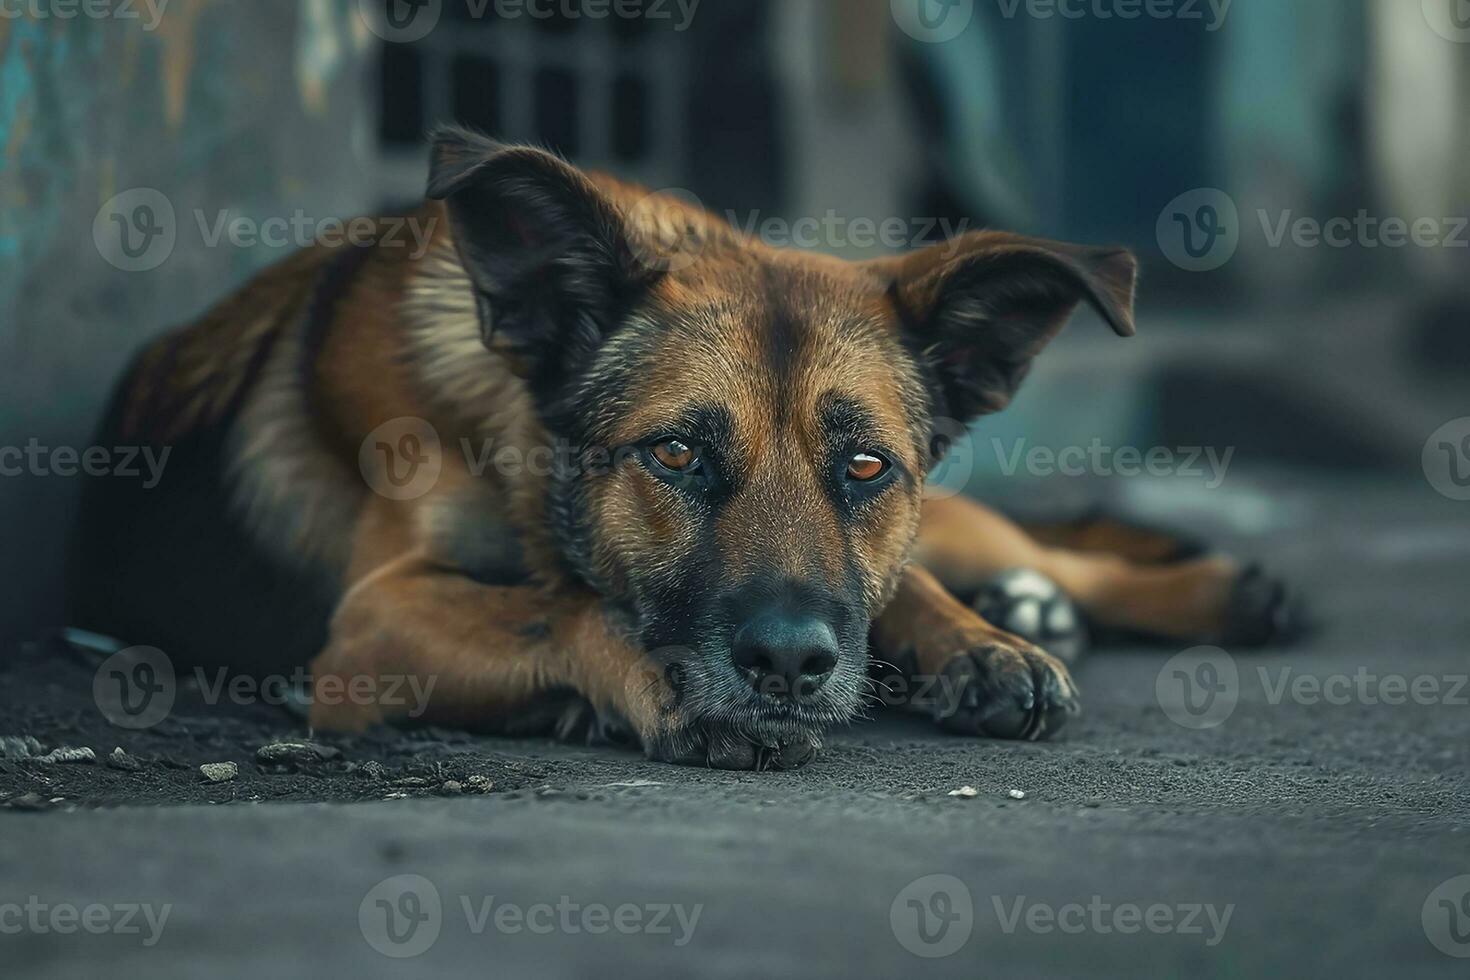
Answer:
426, 127, 655, 392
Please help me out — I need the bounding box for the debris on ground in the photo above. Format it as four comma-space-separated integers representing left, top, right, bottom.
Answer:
357, 761, 387, 780
35, 747, 96, 764
948, 785, 979, 798
3, 792, 57, 811
255, 742, 341, 767
108, 747, 144, 772
0, 735, 44, 759
200, 763, 239, 784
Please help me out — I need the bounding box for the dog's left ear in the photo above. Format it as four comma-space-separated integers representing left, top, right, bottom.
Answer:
873, 231, 1136, 423
426, 126, 655, 393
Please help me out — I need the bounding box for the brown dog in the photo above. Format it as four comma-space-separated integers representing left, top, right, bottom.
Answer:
69, 128, 1289, 769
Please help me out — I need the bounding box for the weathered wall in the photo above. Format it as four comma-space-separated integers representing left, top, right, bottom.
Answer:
1, 0, 377, 641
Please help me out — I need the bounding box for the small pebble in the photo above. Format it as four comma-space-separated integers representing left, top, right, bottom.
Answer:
1007, 789, 1026, 800
948, 785, 979, 798
200, 762, 238, 783
107, 747, 143, 772
383, 792, 409, 800
359, 761, 388, 780
465, 775, 493, 793
441, 780, 463, 794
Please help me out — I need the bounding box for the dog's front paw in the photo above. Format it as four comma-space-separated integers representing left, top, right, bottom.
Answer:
643, 723, 822, 771
932, 640, 1079, 741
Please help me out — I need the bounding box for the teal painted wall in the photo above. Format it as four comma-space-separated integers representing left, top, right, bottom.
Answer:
0, 0, 377, 641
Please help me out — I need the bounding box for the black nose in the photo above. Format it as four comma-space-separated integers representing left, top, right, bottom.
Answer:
731, 614, 839, 701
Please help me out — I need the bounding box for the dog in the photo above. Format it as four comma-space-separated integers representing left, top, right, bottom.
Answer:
68, 128, 1291, 769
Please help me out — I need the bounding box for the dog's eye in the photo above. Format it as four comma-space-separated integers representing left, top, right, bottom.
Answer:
846, 452, 888, 482
650, 438, 700, 473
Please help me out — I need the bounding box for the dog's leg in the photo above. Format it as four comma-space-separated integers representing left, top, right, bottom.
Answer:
308, 554, 821, 769
871, 564, 1079, 740
916, 495, 1290, 645
308, 553, 671, 737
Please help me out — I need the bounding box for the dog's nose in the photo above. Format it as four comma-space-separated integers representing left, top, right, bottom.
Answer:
731, 614, 839, 701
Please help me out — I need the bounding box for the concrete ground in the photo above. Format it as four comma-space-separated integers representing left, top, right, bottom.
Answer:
2, 474, 1468, 978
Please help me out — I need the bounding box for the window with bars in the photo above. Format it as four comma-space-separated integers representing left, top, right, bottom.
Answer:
372, 0, 784, 214
377, 1, 692, 190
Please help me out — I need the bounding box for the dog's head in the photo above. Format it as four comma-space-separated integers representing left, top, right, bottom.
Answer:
428, 129, 1135, 740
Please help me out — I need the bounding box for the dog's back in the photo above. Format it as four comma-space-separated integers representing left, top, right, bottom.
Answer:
68, 239, 361, 673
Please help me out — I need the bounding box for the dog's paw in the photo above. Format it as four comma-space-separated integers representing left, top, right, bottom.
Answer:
1221, 563, 1303, 647
971, 568, 1090, 665
643, 724, 822, 771
932, 640, 1079, 741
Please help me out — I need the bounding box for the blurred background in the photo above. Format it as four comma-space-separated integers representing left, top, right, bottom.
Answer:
2, 0, 1467, 645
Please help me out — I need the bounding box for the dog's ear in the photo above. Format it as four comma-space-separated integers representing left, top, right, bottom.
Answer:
873, 232, 1136, 423
427, 127, 655, 392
